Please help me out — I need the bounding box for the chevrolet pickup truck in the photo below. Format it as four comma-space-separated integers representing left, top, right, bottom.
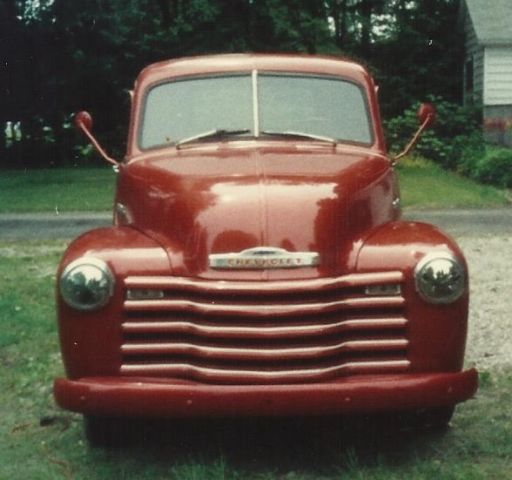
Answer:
54, 54, 478, 444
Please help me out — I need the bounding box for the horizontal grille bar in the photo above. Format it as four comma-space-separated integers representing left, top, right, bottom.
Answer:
120, 360, 411, 384
124, 271, 404, 295
121, 339, 408, 361
121, 317, 407, 340
123, 296, 405, 317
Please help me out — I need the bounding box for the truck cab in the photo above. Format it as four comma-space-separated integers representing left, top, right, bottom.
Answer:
54, 54, 477, 443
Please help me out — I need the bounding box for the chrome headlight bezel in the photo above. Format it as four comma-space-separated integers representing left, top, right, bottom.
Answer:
414, 253, 466, 305
59, 257, 115, 311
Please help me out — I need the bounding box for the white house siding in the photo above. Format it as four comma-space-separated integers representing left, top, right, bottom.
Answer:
484, 47, 512, 105
461, 0, 512, 145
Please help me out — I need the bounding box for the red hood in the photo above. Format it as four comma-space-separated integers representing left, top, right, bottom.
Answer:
117, 144, 397, 279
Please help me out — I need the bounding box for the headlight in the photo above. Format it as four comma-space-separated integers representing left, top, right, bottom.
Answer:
60, 257, 114, 311
414, 253, 465, 304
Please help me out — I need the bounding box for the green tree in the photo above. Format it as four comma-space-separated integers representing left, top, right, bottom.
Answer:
1, 0, 466, 168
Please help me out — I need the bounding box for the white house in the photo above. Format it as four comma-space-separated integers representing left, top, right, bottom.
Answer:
460, 0, 512, 145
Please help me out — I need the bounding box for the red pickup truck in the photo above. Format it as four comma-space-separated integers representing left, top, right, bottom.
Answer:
54, 54, 478, 444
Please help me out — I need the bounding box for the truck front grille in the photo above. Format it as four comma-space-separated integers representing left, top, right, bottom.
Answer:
120, 272, 409, 384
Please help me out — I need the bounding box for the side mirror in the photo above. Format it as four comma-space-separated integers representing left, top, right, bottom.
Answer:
417, 103, 436, 129
394, 102, 437, 163
74, 111, 118, 167
74, 110, 94, 132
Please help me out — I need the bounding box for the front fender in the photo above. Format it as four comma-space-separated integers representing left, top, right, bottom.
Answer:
356, 221, 466, 273
58, 226, 172, 278
356, 221, 469, 373
57, 227, 171, 379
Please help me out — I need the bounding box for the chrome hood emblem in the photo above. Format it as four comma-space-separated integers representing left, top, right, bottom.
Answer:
209, 247, 320, 270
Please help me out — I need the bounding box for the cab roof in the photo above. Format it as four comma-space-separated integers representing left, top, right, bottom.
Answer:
135, 53, 373, 89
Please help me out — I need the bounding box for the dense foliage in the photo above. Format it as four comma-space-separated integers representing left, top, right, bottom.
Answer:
386, 99, 512, 188
2, 0, 464, 168
385, 97, 484, 170
470, 147, 512, 188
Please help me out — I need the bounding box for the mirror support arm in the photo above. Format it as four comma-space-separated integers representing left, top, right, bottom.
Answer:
393, 114, 433, 164
78, 122, 119, 167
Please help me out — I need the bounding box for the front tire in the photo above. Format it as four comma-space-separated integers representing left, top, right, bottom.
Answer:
403, 406, 455, 432
84, 415, 125, 447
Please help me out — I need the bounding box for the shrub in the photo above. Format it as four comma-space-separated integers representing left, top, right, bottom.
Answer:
474, 148, 512, 188
454, 131, 487, 176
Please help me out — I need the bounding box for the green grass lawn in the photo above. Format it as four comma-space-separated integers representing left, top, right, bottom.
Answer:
396, 157, 509, 209
0, 158, 509, 213
0, 167, 116, 213
1, 240, 512, 479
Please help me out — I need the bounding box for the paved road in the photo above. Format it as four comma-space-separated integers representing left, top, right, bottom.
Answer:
0, 212, 112, 240
0, 208, 511, 240
404, 208, 512, 236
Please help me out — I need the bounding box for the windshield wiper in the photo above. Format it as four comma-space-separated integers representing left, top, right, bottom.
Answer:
176, 129, 250, 149
261, 130, 337, 145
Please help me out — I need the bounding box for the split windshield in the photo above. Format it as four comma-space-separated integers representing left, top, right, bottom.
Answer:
139, 73, 373, 149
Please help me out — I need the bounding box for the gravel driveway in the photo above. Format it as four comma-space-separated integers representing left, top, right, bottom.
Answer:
458, 235, 512, 370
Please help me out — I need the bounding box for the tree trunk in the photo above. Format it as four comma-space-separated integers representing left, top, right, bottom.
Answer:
359, 0, 374, 55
